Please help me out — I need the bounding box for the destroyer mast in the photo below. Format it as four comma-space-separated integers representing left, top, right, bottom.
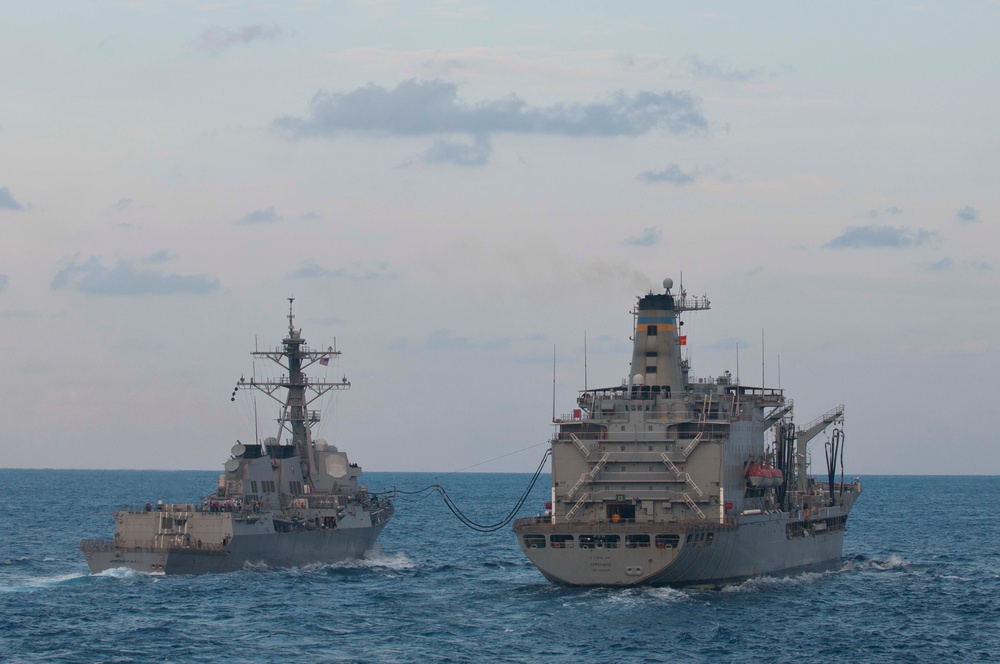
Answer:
241, 297, 351, 491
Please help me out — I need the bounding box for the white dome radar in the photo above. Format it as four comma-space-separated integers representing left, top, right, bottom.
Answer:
663, 278, 674, 291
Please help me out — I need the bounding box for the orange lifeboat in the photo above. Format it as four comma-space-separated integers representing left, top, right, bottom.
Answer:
747, 464, 783, 488
746, 464, 769, 488
768, 466, 783, 487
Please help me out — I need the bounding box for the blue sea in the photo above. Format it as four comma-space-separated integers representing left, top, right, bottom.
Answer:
1, 471, 998, 663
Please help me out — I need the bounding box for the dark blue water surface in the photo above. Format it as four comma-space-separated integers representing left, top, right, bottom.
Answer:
1, 471, 997, 663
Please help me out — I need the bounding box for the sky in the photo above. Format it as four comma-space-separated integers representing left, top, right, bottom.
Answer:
1, 2, 997, 475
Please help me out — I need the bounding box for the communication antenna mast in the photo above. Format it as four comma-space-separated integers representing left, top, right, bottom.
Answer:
552, 345, 557, 422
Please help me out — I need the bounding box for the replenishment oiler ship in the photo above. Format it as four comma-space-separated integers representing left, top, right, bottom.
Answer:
514, 278, 860, 586
81, 300, 393, 574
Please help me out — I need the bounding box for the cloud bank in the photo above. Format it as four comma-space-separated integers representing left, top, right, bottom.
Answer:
423, 135, 492, 166
869, 206, 903, 218
0, 186, 24, 210
683, 55, 762, 81
924, 258, 992, 272
51, 257, 220, 296
273, 79, 706, 140
286, 260, 394, 281
955, 205, 981, 224
625, 228, 662, 247
145, 250, 174, 264
637, 163, 699, 185
236, 206, 282, 225
824, 225, 937, 249
190, 25, 283, 54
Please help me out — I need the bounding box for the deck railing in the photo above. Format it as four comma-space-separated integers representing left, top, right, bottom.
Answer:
80, 538, 228, 554
513, 517, 737, 533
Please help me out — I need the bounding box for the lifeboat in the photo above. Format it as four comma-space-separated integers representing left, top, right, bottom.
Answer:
747, 464, 783, 488
768, 466, 783, 487
746, 464, 769, 488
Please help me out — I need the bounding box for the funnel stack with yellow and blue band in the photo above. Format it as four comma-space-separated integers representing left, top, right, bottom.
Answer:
629, 279, 687, 397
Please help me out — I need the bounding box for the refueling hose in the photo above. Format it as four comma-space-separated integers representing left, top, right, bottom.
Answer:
382, 449, 551, 533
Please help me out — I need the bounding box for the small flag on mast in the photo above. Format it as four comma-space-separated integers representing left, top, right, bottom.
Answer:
319, 356, 330, 366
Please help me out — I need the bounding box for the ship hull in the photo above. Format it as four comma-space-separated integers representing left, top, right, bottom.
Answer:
515, 499, 855, 587
81, 522, 388, 575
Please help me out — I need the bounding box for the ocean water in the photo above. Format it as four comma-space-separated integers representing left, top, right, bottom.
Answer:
1, 471, 998, 663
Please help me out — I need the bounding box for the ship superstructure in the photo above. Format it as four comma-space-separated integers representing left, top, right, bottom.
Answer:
82, 300, 393, 574
514, 278, 860, 586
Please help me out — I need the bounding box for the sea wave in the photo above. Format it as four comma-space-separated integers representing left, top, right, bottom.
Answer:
305, 549, 417, 573
0, 572, 89, 594
841, 553, 910, 573
642, 586, 691, 604
242, 549, 418, 576
719, 569, 827, 593
94, 566, 156, 579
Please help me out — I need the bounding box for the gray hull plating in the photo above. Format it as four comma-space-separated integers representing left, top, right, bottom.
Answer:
518, 497, 856, 587
82, 522, 388, 575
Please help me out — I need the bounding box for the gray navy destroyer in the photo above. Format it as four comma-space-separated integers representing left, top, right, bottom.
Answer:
514, 279, 860, 586
82, 300, 394, 574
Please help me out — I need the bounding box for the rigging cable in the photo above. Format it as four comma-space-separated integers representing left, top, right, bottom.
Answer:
437, 448, 551, 532
379, 448, 552, 533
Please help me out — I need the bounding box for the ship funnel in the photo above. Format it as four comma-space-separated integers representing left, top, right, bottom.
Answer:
629, 280, 686, 397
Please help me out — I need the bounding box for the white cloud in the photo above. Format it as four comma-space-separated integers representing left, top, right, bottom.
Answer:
824, 225, 938, 249
955, 205, 981, 224
625, 228, 661, 247
286, 260, 395, 281
50, 257, 220, 296
637, 164, 699, 185
190, 25, 283, 54
274, 79, 707, 140
236, 206, 282, 225
0, 186, 24, 210
422, 135, 492, 166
